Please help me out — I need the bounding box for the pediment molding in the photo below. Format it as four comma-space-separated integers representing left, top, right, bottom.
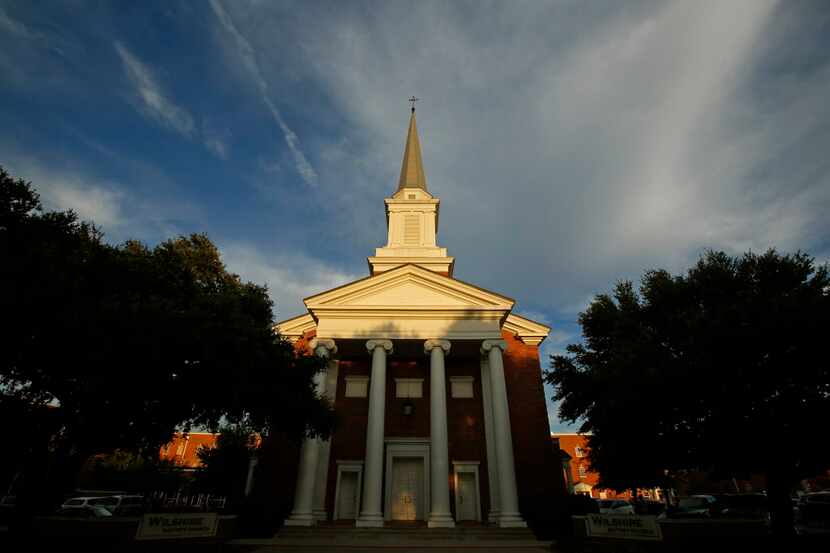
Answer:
274, 313, 315, 341
305, 264, 514, 313
275, 268, 551, 345
503, 313, 551, 346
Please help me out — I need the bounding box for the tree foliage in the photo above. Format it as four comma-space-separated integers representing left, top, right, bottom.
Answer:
194, 425, 259, 506
546, 250, 830, 532
0, 166, 333, 508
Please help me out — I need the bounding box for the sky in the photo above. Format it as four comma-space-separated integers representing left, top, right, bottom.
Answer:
2, 0, 829, 433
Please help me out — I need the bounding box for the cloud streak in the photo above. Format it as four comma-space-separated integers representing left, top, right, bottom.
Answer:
114, 41, 196, 138
209, 0, 318, 186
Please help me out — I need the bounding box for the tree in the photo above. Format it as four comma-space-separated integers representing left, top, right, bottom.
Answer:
0, 166, 333, 513
193, 425, 259, 507
546, 250, 830, 535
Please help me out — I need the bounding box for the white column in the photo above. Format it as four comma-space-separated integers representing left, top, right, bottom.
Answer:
310, 340, 337, 522
356, 339, 393, 528
244, 455, 259, 497
424, 339, 455, 528
480, 355, 501, 523
285, 338, 336, 527
481, 339, 526, 528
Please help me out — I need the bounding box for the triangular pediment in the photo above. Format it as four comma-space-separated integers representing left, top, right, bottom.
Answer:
305, 264, 514, 311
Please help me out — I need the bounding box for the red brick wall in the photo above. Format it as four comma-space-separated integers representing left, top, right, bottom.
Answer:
159, 432, 217, 467
385, 358, 431, 438
502, 330, 568, 525
446, 355, 490, 518
556, 434, 600, 489
325, 356, 371, 516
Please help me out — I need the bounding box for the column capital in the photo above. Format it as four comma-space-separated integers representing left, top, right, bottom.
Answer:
424, 339, 451, 356
481, 339, 508, 355
310, 338, 337, 358
366, 339, 393, 355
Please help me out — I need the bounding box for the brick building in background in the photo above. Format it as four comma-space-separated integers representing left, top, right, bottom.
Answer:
271, 109, 566, 530
159, 432, 218, 469
552, 433, 663, 501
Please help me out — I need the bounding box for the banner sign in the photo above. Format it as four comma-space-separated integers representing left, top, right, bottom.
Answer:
135, 513, 219, 540
586, 514, 663, 541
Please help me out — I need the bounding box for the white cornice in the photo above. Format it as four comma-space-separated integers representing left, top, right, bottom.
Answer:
273, 313, 315, 341
275, 270, 551, 346
503, 313, 551, 346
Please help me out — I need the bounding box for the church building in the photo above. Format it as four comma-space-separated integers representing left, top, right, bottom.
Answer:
275, 108, 564, 530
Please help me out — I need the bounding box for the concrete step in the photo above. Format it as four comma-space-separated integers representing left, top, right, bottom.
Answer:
272, 526, 539, 540
230, 526, 553, 551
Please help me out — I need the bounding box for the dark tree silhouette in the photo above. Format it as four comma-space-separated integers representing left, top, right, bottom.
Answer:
0, 166, 333, 514
546, 250, 830, 535
194, 425, 259, 508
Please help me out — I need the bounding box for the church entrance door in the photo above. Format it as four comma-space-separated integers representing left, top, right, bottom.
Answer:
337, 471, 359, 519
456, 472, 478, 521
390, 458, 424, 521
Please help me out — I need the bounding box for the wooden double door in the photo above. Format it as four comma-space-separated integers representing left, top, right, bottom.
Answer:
389, 457, 425, 521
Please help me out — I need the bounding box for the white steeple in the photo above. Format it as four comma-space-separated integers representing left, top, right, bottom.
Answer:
368, 108, 454, 276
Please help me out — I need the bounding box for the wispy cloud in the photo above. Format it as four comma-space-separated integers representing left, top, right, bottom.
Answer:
114, 41, 195, 138
201, 118, 230, 160
4, 154, 125, 229
0, 5, 39, 39
208, 0, 318, 186
114, 41, 238, 160
220, 242, 358, 318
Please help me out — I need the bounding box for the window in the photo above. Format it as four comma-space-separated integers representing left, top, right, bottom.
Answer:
575, 446, 587, 458
395, 378, 423, 398
578, 464, 588, 478
408, 194, 416, 200
404, 214, 420, 244
345, 376, 369, 398
450, 376, 474, 398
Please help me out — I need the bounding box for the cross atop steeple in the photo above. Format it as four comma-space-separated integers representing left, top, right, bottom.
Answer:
408, 96, 419, 113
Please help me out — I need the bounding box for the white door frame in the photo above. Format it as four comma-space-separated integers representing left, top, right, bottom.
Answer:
333, 460, 363, 520
383, 438, 431, 521
452, 461, 482, 522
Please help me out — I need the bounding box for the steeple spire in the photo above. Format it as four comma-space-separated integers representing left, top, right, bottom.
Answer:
368, 106, 453, 276
397, 109, 428, 192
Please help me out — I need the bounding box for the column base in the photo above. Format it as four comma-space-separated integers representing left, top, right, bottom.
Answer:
284, 513, 316, 527
427, 513, 456, 528
488, 509, 501, 524
312, 509, 328, 522
497, 512, 527, 528
355, 513, 384, 528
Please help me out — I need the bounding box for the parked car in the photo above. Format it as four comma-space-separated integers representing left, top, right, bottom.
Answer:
715, 494, 769, 520
60, 497, 101, 511
59, 494, 145, 516
798, 491, 830, 528
58, 498, 114, 518
596, 499, 635, 515
110, 495, 145, 516
666, 495, 720, 518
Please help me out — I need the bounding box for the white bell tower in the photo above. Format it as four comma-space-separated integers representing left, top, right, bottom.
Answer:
368, 108, 454, 276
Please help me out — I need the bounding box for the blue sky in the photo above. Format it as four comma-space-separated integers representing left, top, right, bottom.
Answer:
2, 1, 829, 433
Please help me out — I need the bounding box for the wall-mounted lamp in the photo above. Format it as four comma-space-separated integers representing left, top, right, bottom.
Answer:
402, 398, 415, 417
